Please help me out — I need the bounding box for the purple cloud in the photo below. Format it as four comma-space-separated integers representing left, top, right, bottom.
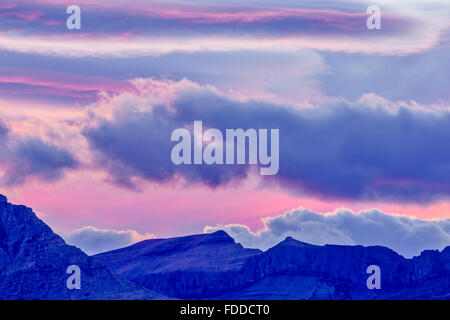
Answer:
82, 79, 450, 203
0, 0, 442, 56
0, 118, 79, 186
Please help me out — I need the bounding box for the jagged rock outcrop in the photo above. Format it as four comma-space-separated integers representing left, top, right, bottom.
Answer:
0, 194, 163, 300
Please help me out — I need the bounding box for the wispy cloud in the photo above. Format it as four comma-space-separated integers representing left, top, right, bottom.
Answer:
0, 0, 448, 56
0, 67, 134, 102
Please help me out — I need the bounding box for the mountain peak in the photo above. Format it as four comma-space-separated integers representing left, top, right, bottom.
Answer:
209, 230, 229, 237
279, 236, 315, 247
0, 194, 7, 203
205, 230, 234, 243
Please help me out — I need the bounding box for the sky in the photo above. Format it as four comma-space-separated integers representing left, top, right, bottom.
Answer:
1, 0, 450, 256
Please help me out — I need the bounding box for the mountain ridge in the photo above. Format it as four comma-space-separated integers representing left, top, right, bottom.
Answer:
1, 193, 449, 299
0, 194, 164, 300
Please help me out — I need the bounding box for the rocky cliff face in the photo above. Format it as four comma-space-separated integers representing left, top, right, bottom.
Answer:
0, 194, 163, 300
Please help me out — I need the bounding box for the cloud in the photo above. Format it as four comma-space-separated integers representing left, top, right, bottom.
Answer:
60, 226, 155, 255
83, 78, 450, 203
0, 118, 9, 137
319, 40, 450, 105
0, 49, 326, 106
0, 67, 133, 103
82, 79, 253, 189
0, 118, 79, 186
205, 207, 450, 258
0, 0, 448, 56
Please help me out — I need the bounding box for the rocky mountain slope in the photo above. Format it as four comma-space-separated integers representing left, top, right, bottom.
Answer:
224, 237, 450, 299
1, 193, 449, 299
0, 194, 163, 299
95, 230, 261, 298
96, 233, 450, 299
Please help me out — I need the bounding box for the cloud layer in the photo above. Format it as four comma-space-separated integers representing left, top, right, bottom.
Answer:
83, 78, 450, 203
60, 206, 450, 258
0, 0, 448, 56
60, 226, 155, 255
205, 207, 450, 258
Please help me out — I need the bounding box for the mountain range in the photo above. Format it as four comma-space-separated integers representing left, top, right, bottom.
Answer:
1, 194, 449, 299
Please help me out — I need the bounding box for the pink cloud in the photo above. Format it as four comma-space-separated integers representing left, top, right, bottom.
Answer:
139, 7, 367, 29
0, 0, 442, 56
0, 7, 61, 26
0, 67, 134, 97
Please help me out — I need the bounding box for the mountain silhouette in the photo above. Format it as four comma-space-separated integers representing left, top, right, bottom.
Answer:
0, 194, 163, 299
96, 230, 450, 299
95, 230, 261, 298
1, 194, 449, 299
